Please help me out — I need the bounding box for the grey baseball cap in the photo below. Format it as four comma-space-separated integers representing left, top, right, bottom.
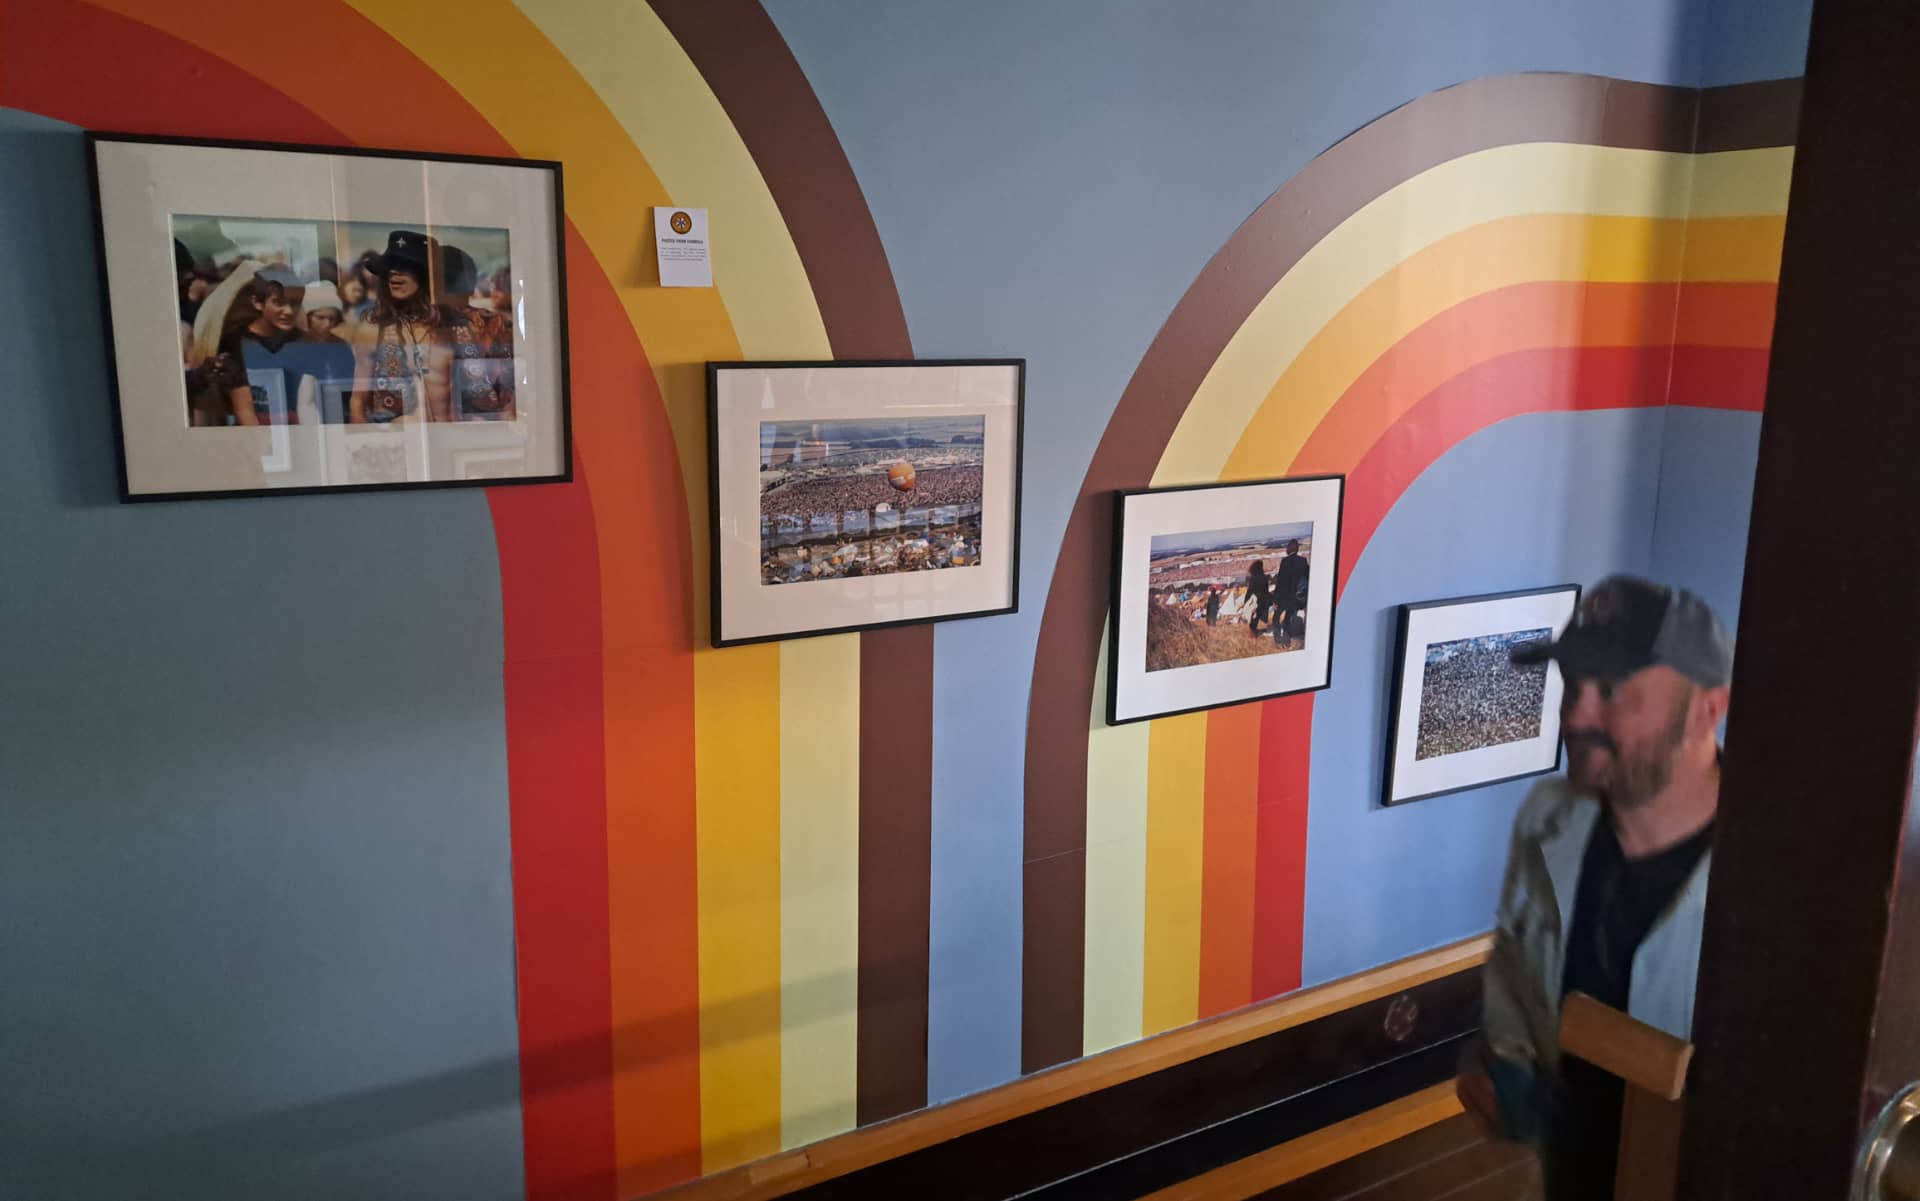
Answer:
1512, 575, 1734, 688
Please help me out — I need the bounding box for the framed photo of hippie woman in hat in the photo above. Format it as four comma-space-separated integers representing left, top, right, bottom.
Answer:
86, 133, 570, 500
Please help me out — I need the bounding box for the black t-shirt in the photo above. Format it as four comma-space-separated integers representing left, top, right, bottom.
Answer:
1546, 816, 1713, 1201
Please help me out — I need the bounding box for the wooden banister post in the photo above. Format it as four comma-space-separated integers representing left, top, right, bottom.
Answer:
1558, 992, 1694, 1201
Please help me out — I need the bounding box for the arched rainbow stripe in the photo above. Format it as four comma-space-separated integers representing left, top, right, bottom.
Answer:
2, 1, 920, 1197
1027, 74, 1799, 1070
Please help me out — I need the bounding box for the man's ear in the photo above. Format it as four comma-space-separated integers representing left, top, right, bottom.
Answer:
1694, 684, 1732, 735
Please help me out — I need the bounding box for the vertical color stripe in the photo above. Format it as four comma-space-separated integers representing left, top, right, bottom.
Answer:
856, 625, 933, 1125
1253, 695, 1314, 998
778, 635, 862, 1148
694, 644, 784, 1171
1143, 713, 1209, 1035
1198, 703, 1262, 1017
1083, 634, 1150, 1055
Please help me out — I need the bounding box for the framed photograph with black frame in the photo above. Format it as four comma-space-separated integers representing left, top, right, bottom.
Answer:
1382, 584, 1581, 806
1107, 475, 1343, 725
87, 132, 570, 501
707, 359, 1024, 647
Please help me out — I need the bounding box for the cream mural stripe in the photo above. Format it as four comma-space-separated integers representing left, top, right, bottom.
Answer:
1154, 144, 1792, 487
508, 0, 832, 365
776, 634, 861, 1149
508, 0, 860, 1153
1142, 711, 1208, 1036
341, 1, 787, 1173
1083, 629, 1150, 1055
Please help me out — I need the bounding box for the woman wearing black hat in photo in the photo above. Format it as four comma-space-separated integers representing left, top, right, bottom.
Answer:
349, 229, 454, 423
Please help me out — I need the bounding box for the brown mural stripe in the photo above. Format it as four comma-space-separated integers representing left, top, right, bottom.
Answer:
1696, 75, 1804, 153
647, 0, 913, 360
1018, 73, 1800, 1073
856, 624, 935, 1123
652, 0, 934, 1123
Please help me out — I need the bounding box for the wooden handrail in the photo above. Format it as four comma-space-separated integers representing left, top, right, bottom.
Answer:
1558, 992, 1693, 1100
1557, 992, 1695, 1201
646, 933, 1493, 1201
1135, 1083, 1465, 1201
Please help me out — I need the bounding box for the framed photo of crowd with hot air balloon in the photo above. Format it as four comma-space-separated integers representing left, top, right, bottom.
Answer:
1107, 475, 1344, 725
86, 132, 570, 501
706, 359, 1025, 647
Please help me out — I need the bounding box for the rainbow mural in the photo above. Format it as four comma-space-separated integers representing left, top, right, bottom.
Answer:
0, 2, 1798, 1198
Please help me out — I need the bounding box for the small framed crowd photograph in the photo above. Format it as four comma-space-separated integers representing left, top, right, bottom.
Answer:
1107, 475, 1343, 725
707, 359, 1024, 647
86, 133, 571, 501
1382, 584, 1581, 806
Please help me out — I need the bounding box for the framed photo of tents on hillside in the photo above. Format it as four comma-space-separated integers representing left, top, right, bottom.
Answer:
1107, 475, 1343, 725
707, 359, 1025, 646
1381, 585, 1581, 806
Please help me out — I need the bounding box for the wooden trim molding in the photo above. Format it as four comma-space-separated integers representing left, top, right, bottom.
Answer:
1135, 1082, 1466, 1201
649, 934, 1492, 1201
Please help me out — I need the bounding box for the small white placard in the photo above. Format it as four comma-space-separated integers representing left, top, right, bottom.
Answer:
654, 206, 712, 287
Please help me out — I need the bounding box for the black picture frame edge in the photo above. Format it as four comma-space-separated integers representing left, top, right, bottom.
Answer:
1379, 582, 1583, 808
84, 130, 573, 504
705, 358, 1027, 649
1105, 473, 1347, 727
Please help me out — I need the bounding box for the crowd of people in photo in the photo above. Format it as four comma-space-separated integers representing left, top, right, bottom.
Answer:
176, 229, 516, 427
1412, 629, 1552, 760
759, 464, 984, 524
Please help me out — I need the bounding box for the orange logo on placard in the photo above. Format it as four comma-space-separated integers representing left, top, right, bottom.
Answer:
670, 211, 693, 235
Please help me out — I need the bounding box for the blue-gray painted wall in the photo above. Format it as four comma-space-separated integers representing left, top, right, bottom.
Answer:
2, 0, 1809, 1193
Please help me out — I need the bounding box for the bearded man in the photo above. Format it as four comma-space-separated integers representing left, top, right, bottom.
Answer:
1454, 575, 1734, 1201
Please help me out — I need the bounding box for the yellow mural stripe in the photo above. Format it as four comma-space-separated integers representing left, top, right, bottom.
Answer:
1142, 712, 1208, 1036
1154, 144, 1793, 486
1083, 629, 1150, 1055
508, 0, 859, 1155
777, 635, 861, 1149
693, 642, 784, 1168
340, 1, 788, 1172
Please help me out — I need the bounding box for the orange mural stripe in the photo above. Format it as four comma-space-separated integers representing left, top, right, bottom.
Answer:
1290, 280, 1682, 474
1675, 280, 1780, 346
1198, 703, 1263, 1018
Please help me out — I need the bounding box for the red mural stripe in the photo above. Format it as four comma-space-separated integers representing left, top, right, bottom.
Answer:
1337, 344, 1705, 596
1, 1, 342, 139
1198, 703, 1262, 1017
1251, 693, 1313, 999
1667, 344, 1772, 412
7, 5, 631, 1195
1290, 280, 1683, 475
503, 650, 616, 1201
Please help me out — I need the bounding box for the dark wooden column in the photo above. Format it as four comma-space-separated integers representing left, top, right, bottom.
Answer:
1678, 1, 1920, 1197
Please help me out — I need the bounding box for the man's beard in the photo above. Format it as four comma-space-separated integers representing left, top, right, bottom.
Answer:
1565, 695, 1691, 810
